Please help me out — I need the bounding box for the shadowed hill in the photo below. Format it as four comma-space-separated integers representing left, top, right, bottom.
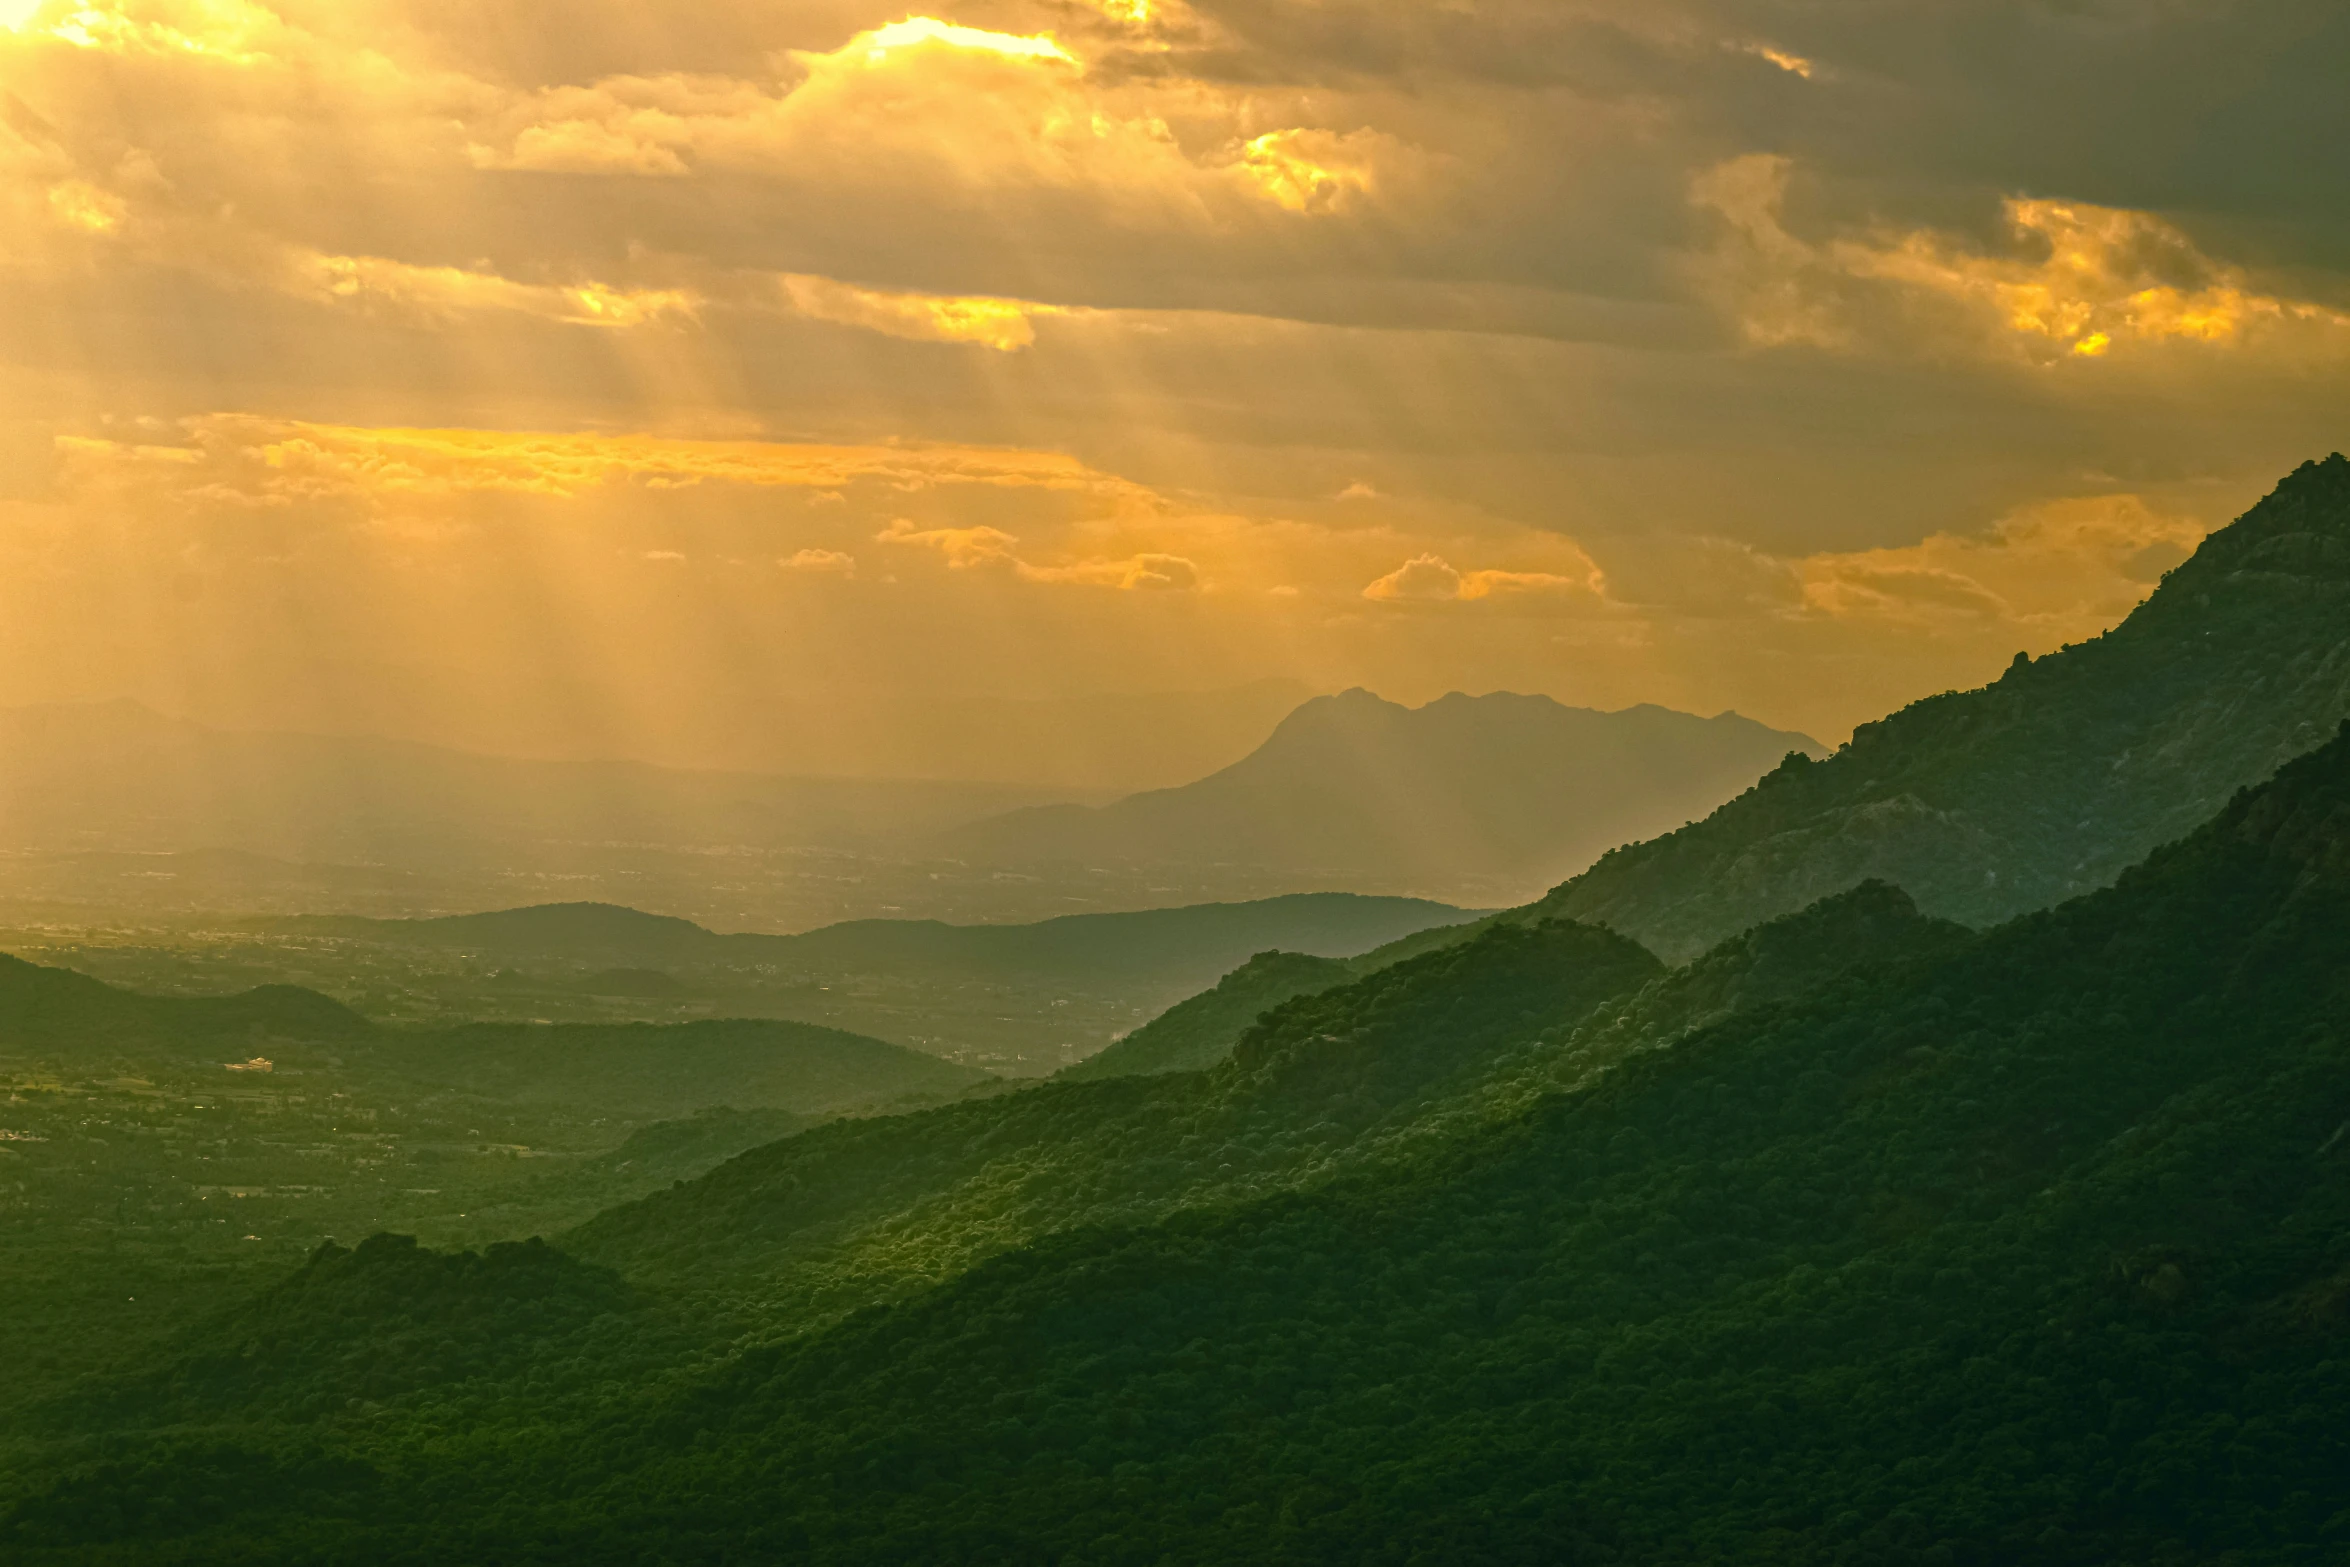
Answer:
0, 951, 982, 1114
559, 920, 1663, 1299
1056, 950, 1356, 1081
268, 891, 1479, 990
939, 691, 1821, 894
383, 1018, 983, 1118
1631, 876, 1971, 1023
0, 953, 374, 1056
1512, 455, 2350, 959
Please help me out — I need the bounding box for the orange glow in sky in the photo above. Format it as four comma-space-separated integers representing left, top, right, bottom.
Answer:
1, 0, 2340, 782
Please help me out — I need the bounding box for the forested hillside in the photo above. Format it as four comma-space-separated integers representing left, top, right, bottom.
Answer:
1521, 454, 2350, 958
23, 729, 2350, 1560
0, 958, 977, 1427
1056, 949, 1356, 1080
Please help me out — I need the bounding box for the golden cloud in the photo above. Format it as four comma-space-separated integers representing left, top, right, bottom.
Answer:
781, 273, 1047, 352
1, 0, 284, 63
1238, 128, 1392, 214
1798, 495, 2204, 627
1847, 197, 2350, 359
469, 18, 1110, 188
876, 517, 1198, 590
44, 176, 119, 230
857, 18, 1076, 66
56, 417, 1162, 509
464, 14, 1407, 224
875, 516, 1023, 570
1363, 552, 1599, 605
781, 547, 857, 576
294, 252, 700, 329
1734, 42, 1816, 78
1695, 154, 2350, 362
1022, 550, 1200, 590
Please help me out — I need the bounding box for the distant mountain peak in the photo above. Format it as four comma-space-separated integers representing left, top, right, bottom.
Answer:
942, 692, 1824, 896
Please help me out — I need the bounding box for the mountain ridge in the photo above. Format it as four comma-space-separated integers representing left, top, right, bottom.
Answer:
1504, 454, 2350, 959
939, 689, 1822, 897
259, 891, 1482, 986
0, 949, 980, 1113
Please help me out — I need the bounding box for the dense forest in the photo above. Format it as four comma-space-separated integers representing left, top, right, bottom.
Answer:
8, 712, 2349, 1560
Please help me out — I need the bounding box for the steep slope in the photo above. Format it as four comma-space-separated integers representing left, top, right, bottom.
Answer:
590, 727, 2350, 1567
1056, 950, 1356, 1080
1522, 454, 2350, 959
1064, 881, 1965, 1085
942, 691, 1821, 892
558, 920, 1664, 1305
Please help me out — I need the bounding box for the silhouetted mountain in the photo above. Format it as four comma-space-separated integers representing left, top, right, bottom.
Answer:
1519, 455, 2350, 958
939, 691, 1822, 895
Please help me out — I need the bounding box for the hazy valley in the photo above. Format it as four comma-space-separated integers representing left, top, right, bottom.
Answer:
3, 457, 2350, 1562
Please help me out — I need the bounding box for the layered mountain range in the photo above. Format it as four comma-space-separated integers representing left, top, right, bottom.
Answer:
9, 459, 2350, 1562
0, 953, 978, 1118
265, 890, 1477, 990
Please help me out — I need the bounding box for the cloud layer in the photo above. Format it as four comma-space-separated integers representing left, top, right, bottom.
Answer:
4, 0, 2346, 773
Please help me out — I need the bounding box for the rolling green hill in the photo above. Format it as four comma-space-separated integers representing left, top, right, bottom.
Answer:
15, 464, 2350, 1562
0, 953, 374, 1058
0, 955, 976, 1427
19, 721, 2350, 1564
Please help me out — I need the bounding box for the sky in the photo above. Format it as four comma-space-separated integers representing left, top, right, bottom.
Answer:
2, 0, 2346, 785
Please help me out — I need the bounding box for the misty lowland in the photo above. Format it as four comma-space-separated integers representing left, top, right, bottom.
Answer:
10, 5, 2350, 1562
